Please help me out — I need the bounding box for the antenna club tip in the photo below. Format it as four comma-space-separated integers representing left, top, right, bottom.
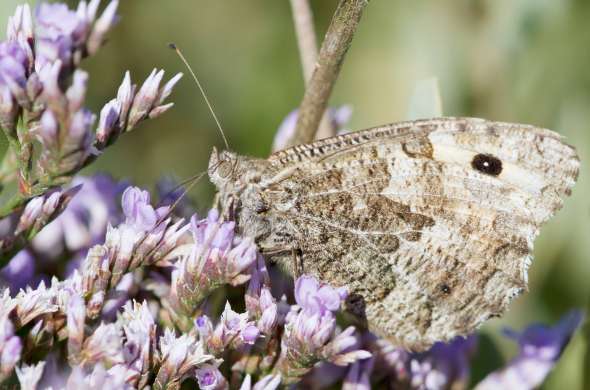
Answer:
168, 42, 177, 50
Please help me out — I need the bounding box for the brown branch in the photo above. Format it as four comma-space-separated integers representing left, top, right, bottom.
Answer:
286, 0, 369, 148
288, 0, 335, 144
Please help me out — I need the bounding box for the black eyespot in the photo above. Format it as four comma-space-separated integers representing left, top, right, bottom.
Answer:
471, 153, 503, 176
440, 284, 451, 294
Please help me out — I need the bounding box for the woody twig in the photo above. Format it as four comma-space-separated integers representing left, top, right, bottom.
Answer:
286, 0, 369, 148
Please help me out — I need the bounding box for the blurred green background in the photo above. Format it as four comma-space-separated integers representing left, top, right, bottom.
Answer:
2, 0, 589, 388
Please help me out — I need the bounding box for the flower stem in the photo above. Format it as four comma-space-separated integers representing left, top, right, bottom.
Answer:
286, 0, 369, 148
289, 0, 337, 142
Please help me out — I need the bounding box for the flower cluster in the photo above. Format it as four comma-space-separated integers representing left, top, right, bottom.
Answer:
168, 209, 257, 321
273, 275, 370, 384
1, 186, 79, 261
0, 171, 584, 390
0, 182, 372, 389
0, 0, 181, 265
0, 174, 125, 294
81, 186, 189, 318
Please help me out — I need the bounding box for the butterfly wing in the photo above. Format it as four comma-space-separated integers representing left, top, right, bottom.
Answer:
259, 117, 578, 351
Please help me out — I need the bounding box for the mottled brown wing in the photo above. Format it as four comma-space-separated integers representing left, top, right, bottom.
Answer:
261, 117, 578, 351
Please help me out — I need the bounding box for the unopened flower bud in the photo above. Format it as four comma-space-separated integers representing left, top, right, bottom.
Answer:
16, 196, 44, 234
87, 0, 119, 56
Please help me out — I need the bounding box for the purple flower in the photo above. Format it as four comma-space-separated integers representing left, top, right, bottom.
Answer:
115, 71, 134, 128
6, 4, 34, 44
169, 210, 257, 316
80, 322, 123, 366
33, 175, 125, 255
121, 186, 167, 232
6, 187, 80, 257
0, 294, 21, 379
15, 195, 46, 235
155, 328, 214, 389
35, 3, 78, 68
408, 335, 477, 390
195, 364, 227, 390
475, 310, 584, 389
35, 62, 97, 175
81, 187, 188, 317
114, 301, 156, 388
96, 71, 130, 146
35, 3, 85, 42
207, 302, 260, 352
38, 108, 59, 149
86, 0, 120, 55
66, 294, 86, 363
191, 209, 234, 251
0, 250, 35, 292
294, 274, 347, 315
0, 41, 29, 107
343, 357, 374, 390
126, 69, 182, 130
96, 98, 121, 145
239, 374, 281, 390
66, 70, 88, 112
1, 336, 22, 375
34, 1, 119, 69
274, 275, 370, 384
257, 288, 279, 334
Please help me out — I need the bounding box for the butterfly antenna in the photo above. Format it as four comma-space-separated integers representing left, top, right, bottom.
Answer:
169, 43, 230, 150
156, 168, 211, 223
160, 158, 224, 209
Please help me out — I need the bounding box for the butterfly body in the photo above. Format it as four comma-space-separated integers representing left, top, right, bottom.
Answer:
209, 117, 579, 351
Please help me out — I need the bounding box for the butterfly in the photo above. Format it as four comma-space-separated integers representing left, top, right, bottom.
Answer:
208, 117, 579, 351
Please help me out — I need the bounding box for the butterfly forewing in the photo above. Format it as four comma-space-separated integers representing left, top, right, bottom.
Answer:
213, 117, 579, 351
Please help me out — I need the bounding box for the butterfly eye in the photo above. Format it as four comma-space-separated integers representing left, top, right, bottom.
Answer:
217, 159, 233, 178
471, 153, 503, 176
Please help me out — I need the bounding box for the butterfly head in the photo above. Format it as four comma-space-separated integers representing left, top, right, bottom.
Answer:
208, 147, 240, 188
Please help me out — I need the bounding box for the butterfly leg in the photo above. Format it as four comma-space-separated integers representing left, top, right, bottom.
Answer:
292, 248, 304, 278
260, 245, 304, 277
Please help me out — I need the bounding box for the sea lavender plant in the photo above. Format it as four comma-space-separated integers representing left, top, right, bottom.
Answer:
0, 0, 182, 266
0, 181, 584, 389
